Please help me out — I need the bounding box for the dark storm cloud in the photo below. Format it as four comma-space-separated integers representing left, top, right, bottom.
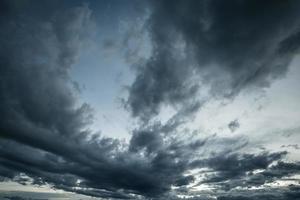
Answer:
192, 151, 287, 186
0, 1, 215, 196
189, 151, 300, 192
1, 0, 300, 200
0, 0, 142, 199
247, 161, 300, 186
0, 128, 206, 199
127, 0, 300, 121
124, 2, 300, 195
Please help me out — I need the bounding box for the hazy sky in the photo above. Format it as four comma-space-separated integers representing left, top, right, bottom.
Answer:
0, 0, 300, 200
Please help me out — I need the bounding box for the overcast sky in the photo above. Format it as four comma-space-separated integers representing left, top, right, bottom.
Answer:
0, 0, 300, 200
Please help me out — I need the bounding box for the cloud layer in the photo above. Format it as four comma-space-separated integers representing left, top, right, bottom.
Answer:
127, 0, 300, 121
0, 0, 300, 200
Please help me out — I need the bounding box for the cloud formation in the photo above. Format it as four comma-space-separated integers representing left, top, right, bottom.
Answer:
228, 119, 240, 133
127, 0, 300, 121
0, 0, 300, 200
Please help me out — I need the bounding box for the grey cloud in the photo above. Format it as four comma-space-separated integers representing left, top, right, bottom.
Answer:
146, 185, 300, 200
192, 151, 297, 190
0, 128, 207, 199
190, 152, 300, 193
4, 197, 47, 200
216, 186, 300, 200
0, 1, 138, 199
124, 3, 300, 195
127, 0, 300, 121
0, 1, 210, 194
228, 120, 240, 133
129, 127, 164, 154
281, 144, 300, 150
1, 1, 300, 200
250, 161, 300, 184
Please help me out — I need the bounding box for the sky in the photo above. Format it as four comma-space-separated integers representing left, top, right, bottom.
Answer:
0, 0, 300, 200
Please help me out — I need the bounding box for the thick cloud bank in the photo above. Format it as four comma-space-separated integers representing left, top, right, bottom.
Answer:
0, 1, 300, 200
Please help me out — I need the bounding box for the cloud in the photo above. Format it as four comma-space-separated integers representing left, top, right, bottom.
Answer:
186, 150, 300, 193
127, 0, 300, 121
4, 197, 47, 200
0, 0, 300, 200
0, 2, 214, 195
228, 119, 240, 133
248, 161, 300, 185
0, 1, 139, 199
193, 151, 289, 188
281, 144, 300, 150
216, 185, 300, 200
